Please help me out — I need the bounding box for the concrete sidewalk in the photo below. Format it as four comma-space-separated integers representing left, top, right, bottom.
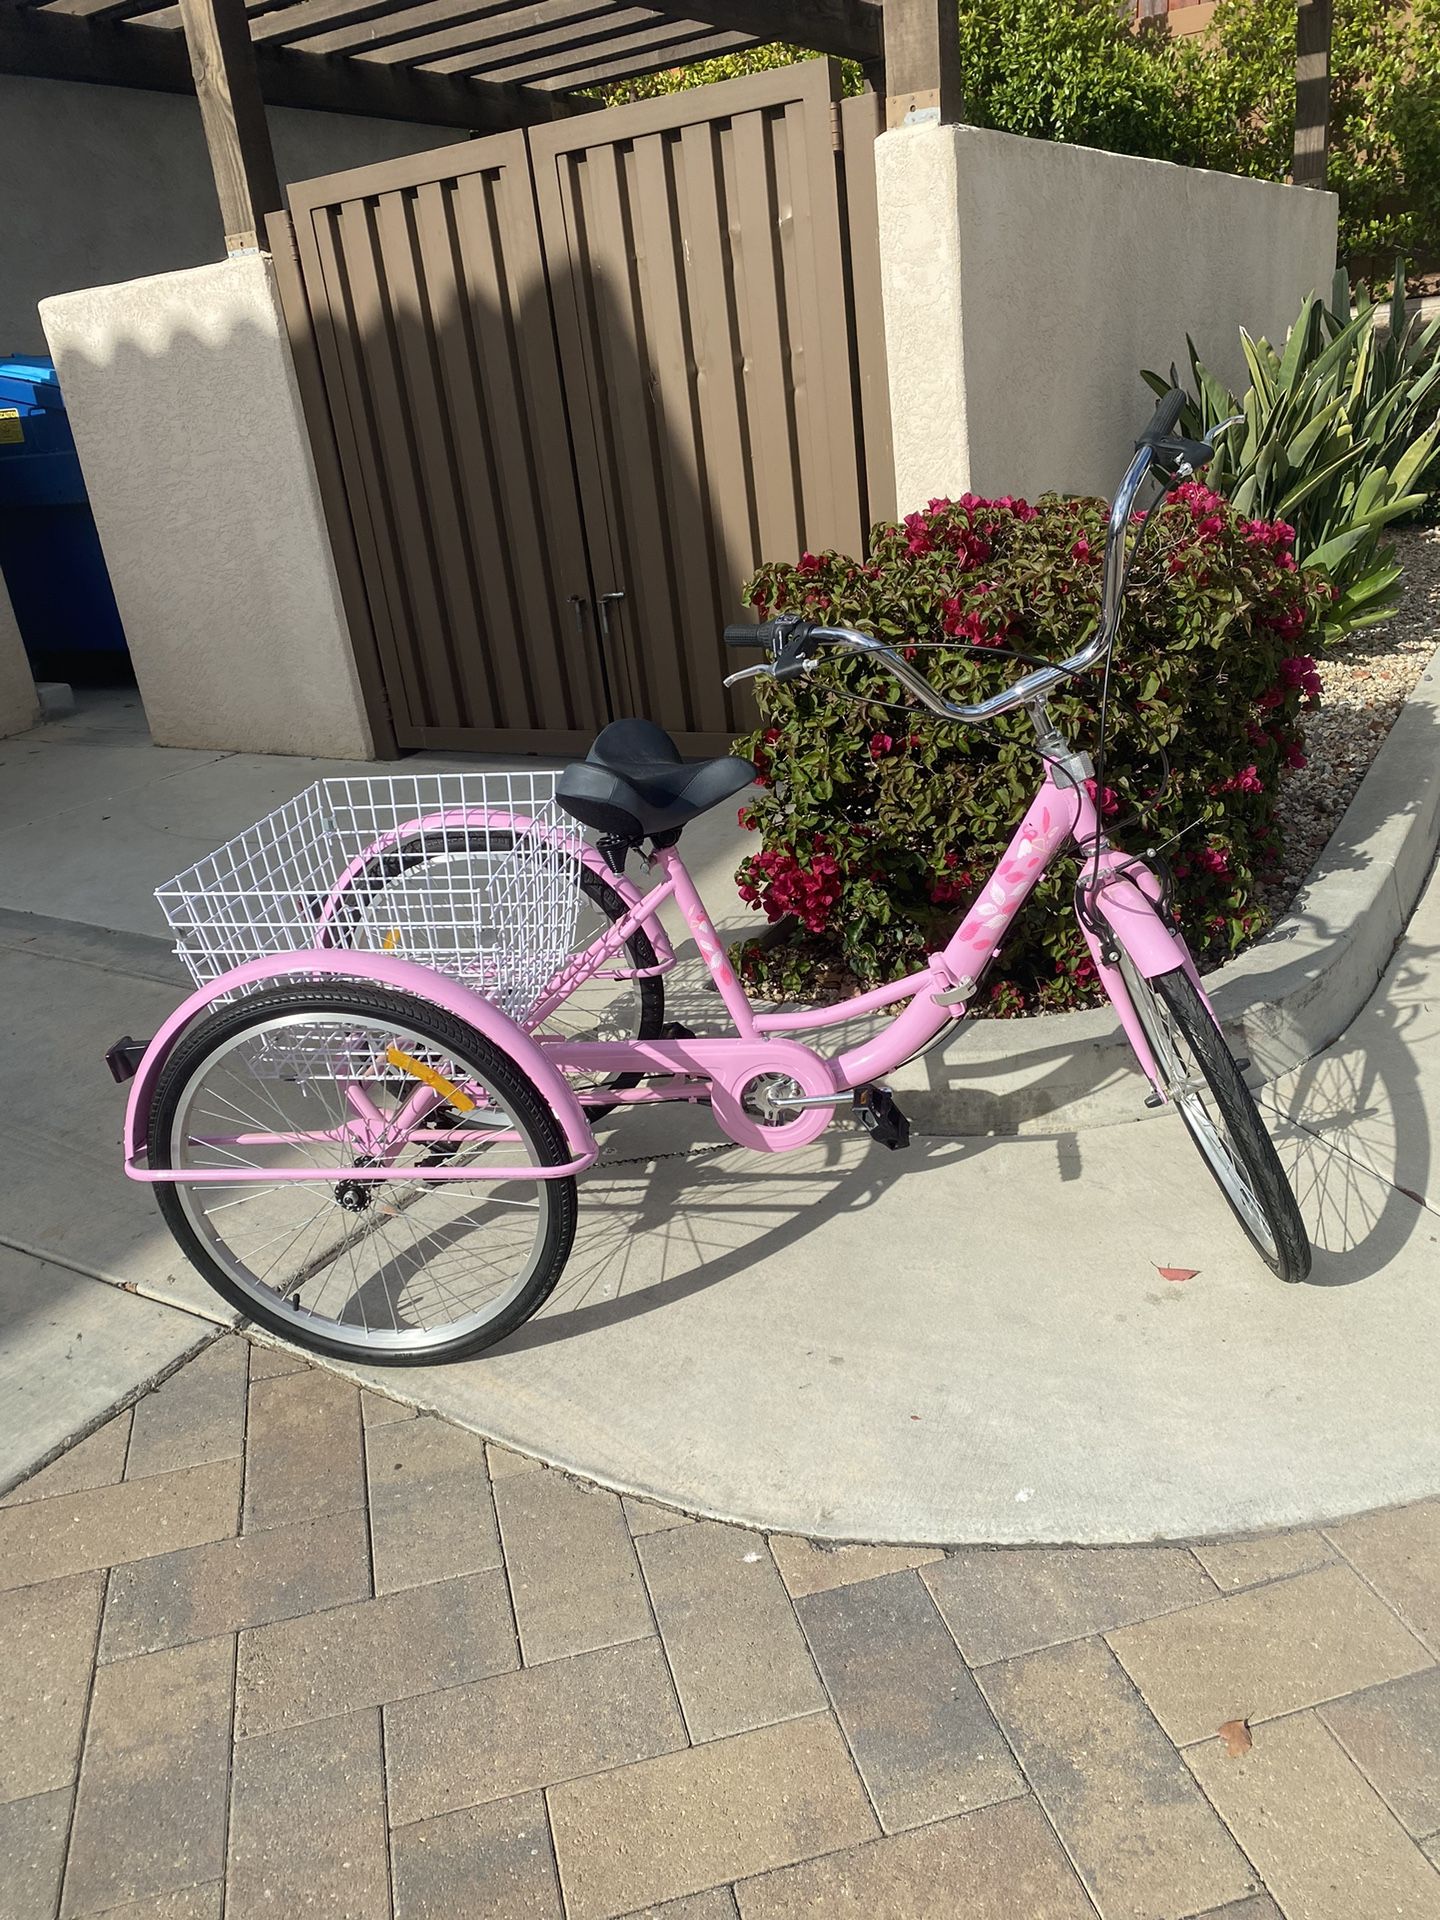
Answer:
5, 1333, 1440, 1920
1, 692, 1439, 1543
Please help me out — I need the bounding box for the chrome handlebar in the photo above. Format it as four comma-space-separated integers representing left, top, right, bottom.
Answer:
723, 406, 1243, 725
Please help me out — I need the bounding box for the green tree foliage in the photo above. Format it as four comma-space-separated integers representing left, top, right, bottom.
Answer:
1190, 0, 1440, 275
596, 0, 1440, 276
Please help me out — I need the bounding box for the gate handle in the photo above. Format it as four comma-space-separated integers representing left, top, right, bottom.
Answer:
597, 590, 625, 651
568, 594, 589, 641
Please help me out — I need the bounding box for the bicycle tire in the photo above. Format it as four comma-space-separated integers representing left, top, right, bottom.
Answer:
148, 981, 579, 1364
1122, 962, 1311, 1282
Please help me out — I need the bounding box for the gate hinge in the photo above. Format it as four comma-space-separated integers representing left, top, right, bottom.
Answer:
830, 101, 844, 151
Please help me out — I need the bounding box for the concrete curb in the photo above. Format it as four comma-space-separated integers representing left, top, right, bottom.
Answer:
892, 646, 1440, 1135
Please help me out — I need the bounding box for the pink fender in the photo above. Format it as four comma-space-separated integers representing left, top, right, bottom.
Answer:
1076, 867, 1205, 1087
123, 951, 597, 1168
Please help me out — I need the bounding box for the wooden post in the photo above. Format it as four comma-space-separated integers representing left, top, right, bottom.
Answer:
882, 0, 963, 130
178, 0, 284, 252
1292, 0, 1332, 189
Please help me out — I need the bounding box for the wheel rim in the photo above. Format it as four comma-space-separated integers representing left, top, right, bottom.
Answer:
167, 1011, 553, 1354
1122, 961, 1278, 1260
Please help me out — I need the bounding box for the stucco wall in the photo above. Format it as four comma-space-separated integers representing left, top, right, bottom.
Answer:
40, 255, 374, 759
0, 75, 466, 352
877, 123, 1339, 509
0, 572, 39, 741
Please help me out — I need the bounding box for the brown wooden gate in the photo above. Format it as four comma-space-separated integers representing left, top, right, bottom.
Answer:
271, 60, 892, 756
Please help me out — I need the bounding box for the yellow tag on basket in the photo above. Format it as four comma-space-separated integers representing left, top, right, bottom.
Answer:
382, 929, 401, 950
0, 409, 23, 445
384, 1044, 477, 1113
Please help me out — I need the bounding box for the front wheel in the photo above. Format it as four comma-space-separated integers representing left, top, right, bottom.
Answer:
1119, 961, 1311, 1283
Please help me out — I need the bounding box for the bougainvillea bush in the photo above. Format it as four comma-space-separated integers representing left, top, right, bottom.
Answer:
733, 488, 1333, 1015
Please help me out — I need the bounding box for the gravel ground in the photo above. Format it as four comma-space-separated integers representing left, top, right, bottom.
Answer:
1259, 521, 1440, 918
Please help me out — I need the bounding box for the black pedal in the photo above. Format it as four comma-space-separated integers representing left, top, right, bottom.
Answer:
105, 1036, 147, 1085
853, 1084, 910, 1151
661, 1022, 696, 1041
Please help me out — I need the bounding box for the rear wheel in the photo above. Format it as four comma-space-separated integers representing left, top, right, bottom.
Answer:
149, 982, 579, 1363
1120, 961, 1311, 1282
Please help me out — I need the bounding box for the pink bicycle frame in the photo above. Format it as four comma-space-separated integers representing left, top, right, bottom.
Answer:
534, 764, 1199, 1149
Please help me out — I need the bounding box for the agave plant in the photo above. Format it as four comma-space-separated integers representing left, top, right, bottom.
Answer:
1145, 265, 1440, 642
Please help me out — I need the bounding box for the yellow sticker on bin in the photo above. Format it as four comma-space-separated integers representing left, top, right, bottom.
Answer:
0, 409, 23, 446
384, 1043, 476, 1112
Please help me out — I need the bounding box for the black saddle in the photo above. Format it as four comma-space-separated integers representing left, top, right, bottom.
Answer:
556, 719, 757, 845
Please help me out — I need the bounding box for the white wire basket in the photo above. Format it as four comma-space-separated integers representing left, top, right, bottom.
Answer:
155, 772, 584, 1029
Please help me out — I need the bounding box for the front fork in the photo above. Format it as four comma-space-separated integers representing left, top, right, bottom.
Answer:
1073, 853, 1208, 1094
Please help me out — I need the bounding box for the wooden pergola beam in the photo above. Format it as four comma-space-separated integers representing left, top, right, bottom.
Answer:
471, 22, 751, 83
0, 1, 577, 125
881, 0, 961, 127
320, 0, 652, 65
248, 0, 502, 48
1293, 0, 1331, 189
178, 0, 282, 250
656, 0, 879, 63
456, 17, 748, 81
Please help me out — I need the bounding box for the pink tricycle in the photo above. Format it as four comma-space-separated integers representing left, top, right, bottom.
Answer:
109, 393, 1310, 1364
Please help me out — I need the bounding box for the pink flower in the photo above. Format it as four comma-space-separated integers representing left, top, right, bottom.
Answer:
796, 551, 823, 575
1285, 742, 1308, 770
1083, 777, 1120, 818
868, 732, 893, 759
1268, 605, 1308, 642
991, 494, 1037, 523
902, 512, 933, 558
1197, 847, 1231, 877
1071, 536, 1094, 564
1212, 763, 1264, 797
1280, 654, 1322, 700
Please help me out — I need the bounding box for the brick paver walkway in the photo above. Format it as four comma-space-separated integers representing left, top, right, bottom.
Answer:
3, 1335, 1440, 1919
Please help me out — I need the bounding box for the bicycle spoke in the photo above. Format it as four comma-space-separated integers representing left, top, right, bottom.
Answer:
168, 1008, 554, 1355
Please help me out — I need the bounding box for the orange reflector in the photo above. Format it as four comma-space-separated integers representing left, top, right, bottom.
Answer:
384, 1044, 476, 1113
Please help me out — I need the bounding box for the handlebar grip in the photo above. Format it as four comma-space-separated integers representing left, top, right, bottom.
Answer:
724, 615, 816, 656
1139, 387, 1188, 445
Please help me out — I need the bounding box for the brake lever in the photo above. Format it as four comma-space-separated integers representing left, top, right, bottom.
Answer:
723, 664, 772, 688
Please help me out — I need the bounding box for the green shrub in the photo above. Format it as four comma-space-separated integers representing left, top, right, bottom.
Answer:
1145, 274, 1440, 641
733, 490, 1331, 1011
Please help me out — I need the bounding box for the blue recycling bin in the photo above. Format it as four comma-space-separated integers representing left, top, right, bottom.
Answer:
0, 354, 128, 674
